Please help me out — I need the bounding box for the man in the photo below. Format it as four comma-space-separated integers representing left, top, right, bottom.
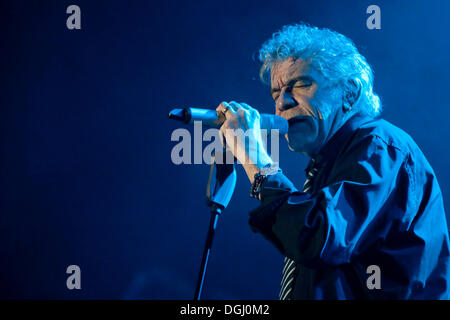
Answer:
216, 24, 450, 299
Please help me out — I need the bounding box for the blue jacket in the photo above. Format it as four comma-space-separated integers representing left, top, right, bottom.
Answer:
249, 115, 450, 299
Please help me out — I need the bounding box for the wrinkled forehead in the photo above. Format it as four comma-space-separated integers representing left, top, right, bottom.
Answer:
270, 57, 316, 88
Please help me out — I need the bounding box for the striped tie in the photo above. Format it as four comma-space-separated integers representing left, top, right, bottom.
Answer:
279, 158, 318, 300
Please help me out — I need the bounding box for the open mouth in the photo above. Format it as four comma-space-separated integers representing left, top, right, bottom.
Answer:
288, 116, 307, 127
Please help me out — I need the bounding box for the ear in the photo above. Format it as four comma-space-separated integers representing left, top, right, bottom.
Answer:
343, 79, 362, 112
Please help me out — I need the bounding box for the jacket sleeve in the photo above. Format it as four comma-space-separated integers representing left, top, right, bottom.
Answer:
248, 134, 411, 268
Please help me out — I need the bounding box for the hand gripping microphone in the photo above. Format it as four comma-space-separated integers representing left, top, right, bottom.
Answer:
168, 108, 288, 135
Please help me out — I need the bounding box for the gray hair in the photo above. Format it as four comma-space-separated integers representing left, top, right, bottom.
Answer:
259, 24, 381, 117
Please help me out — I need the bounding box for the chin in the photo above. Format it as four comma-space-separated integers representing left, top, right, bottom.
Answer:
286, 123, 319, 155
287, 139, 306, 154
286, 135, 315, 156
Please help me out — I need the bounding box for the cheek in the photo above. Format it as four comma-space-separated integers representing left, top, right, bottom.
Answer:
292, 95, 316, 116
287, 118, 319, 143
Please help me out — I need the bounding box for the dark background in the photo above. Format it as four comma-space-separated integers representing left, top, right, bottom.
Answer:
1, 0, 449, 299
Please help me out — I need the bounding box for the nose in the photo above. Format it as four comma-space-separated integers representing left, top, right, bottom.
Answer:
276, 88, 296, 115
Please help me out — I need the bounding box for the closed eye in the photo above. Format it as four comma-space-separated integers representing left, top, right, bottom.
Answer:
270, 76, 313, 100
293, 80, 312, 88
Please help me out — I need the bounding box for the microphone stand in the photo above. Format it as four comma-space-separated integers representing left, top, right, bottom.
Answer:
194, 150, 236, 300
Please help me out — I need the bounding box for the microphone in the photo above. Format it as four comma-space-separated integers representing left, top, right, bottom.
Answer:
168, 108, 288, 135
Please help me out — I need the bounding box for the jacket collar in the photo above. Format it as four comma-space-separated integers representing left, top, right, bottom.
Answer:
305, 114, 376, 175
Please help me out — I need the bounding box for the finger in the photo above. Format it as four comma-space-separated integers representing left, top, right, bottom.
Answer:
228, 101, 244, 112
229, 101, 250, 121
216, 102, 229, 114
224, 101, 238, 113
234, 102, 258, 130
238, 102, 251, 110
216, 102, 227, 114
240, 102, 259, 117
220, 102, 239, 121
216, 102, 229, 123
239, 102, 256, 113
217, 101, 235, 117
230, 102, 257, 120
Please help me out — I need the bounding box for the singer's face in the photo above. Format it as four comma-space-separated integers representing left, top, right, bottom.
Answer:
270, 57, 342, 156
